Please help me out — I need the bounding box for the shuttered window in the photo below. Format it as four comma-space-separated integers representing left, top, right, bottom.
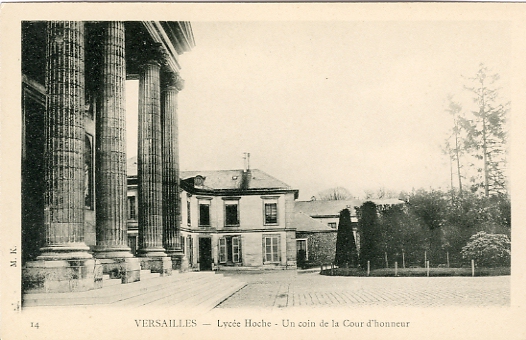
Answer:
219, 238, 227, 263
232, 236, 241, 263
219, 236, 242, 264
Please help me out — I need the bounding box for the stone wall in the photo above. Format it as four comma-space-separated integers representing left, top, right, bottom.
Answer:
297, 231, 337, 266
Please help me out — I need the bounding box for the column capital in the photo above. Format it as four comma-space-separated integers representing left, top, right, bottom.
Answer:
139, 42, 169, 68
163, 71, 184, 92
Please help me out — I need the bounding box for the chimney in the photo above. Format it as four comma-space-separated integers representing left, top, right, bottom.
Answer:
243, 152, 250, 172
241, 152, 251, 190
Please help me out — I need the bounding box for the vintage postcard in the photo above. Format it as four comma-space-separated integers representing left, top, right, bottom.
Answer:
1, 2, 526, 340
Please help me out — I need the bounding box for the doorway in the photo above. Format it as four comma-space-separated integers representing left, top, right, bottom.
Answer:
198, 237, 213, 271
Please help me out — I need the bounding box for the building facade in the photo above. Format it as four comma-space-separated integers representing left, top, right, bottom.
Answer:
21, 21, 195, 293
127, 159, 300, 270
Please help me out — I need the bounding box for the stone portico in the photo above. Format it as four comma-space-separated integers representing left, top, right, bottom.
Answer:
21, 21, 195, 293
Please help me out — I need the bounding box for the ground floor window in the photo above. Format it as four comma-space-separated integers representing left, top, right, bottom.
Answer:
296, 239, 308, 260
219, 236, 242, 264
263, 235, 280, 263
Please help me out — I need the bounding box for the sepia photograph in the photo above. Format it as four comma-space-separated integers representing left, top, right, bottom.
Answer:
2, 3, 526, 340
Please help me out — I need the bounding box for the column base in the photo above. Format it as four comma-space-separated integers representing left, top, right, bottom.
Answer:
139, 257, 172, 276
22, 259, 103, 293
93, 246, 134, 260
37, 245, 93, 261
98, 257, 141, 284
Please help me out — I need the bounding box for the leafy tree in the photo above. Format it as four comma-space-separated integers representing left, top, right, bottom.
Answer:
442, 190, 511, 264
461, 231, 510, 267
334, 208, 358, 267
317, 187, 353, 200
460, 64, 509, 197
378, 203, 425, 267
405, 189, 448, 263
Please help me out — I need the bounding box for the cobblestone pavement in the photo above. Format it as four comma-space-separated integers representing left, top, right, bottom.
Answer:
216, 271, 509, 308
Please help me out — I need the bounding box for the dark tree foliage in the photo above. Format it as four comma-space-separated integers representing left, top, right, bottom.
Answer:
405, 189, 448, 263
357, 201, 383, 268
356, 188, 511, 269
378, 204, 425, 267
334, 208, 358, 267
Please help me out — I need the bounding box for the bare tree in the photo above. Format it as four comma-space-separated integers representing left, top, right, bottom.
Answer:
317, 187, 352, 200
444, 95, 465, 196
363, 187, 400, 200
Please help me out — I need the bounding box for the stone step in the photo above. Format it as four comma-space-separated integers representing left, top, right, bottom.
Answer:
115, 273, 227, 307
123, 275, 235, 306
23, 272, 216, 307
146, 275, 246, 310
197, 281, 246, 310
140, 270, 160, 280
172, 277, 246, 310
103, 278, 122, 287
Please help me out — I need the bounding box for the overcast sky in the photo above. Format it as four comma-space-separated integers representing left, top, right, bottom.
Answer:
126, 21, 510, 201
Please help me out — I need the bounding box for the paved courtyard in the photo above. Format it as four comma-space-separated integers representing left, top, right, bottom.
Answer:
216, 270, 509, 308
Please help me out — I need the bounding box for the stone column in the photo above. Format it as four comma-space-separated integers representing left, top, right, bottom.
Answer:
136, 44, 172, 275
161, 71, 186, 270
23, 21, 101, 293
93, 21, 140, 283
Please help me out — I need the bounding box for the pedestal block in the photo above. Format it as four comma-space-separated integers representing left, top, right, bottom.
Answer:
139, 257, 172, 276
168, 251, 188, 271
98, 257, 141, 284
23, 259, 102, 293
94, 260, 104, 289
180, 256, 189, 272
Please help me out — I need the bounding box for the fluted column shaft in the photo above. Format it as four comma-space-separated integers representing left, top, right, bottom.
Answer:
94, 21, 132, 258
162, 72, 183, 253
39, 21, 91, 260
137, 57, 167, 257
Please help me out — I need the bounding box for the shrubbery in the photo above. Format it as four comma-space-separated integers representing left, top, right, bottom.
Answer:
461, 231, 510, 267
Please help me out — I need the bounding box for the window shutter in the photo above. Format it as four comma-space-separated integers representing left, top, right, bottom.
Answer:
262, 237, 266, 264
219, 237, 226, 263
233, 236, 240, 263
238, 236, 242, 263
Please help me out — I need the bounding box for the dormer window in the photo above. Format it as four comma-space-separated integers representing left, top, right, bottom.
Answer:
194, 175, 205, 187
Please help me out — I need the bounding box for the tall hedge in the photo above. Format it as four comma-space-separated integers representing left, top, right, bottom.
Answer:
334, 208, 358, 267
358, 201, 382, 268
